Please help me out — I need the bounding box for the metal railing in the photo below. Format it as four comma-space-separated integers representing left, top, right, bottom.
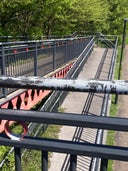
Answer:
0, 34, 121, 171
0, 78, 128, 171
96, 33, 117, 48
0, 36, 93, 98
40, 37, 94, 112
0, 37, 95, 170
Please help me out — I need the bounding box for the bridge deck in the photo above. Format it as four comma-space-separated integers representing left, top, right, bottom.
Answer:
49, 47, 114, 171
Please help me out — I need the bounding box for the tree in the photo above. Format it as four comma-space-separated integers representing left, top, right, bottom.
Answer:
107, 0, 128, 34
0, 0, 18, 35
40, 0, 76, 37
0, 0, 127, 38
71, 0, 109, 35
0, 0, 45, 37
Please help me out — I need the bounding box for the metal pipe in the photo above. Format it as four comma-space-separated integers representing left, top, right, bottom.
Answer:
0, 109, 128, 131
41, 151, 48, 171
34, 42, 38, 76
1, 135, 128, 162
14, 147, 22, 171
70, 155, 77, 171
119, 18, 128, 80
100, 158, 108, 171
0, 76, 128, 94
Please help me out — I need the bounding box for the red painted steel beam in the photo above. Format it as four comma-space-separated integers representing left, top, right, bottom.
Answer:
0, 62, 74, 139
0, 62, 73, 110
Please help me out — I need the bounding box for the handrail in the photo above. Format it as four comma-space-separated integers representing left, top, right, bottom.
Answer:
0, 109, 128, 131
0, 77, 128, 94
0, 109, 128, 163
0, 34, 123, 171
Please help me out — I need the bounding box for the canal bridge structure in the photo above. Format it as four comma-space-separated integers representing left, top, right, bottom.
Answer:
0, 34, 128, 171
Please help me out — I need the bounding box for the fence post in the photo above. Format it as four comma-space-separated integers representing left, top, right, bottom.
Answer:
72, 39, 75, 59
70, 154, 77, 171
119, 18, 128, 80
14, 147, 22, 171
116, 18, 128, 103
34, 42, 38, 76
65, 40, 68, 64
100, 158, 108, 171
53, 41, 56, 71
0, 44, 7, 97
41, 151, 48, 171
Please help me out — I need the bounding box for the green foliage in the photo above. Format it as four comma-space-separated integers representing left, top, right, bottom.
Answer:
22, 150, 41, 171
107, 0, 128, 34
72, 0, 109, 34
0, 0, 127, 37
21, 124, 61, 170
0, 146, 10, 161
2, 153, 15, 171
126, 31, 128, 44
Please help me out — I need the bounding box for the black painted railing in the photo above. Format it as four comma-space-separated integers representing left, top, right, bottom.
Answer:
0, 36, 93, 98
0, 106, 128, 171
0, 76, 128, 170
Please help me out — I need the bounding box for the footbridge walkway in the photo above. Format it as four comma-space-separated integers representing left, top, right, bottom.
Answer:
49, 46, 114, 171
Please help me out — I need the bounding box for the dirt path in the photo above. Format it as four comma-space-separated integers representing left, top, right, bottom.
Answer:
113, 45, 128, 171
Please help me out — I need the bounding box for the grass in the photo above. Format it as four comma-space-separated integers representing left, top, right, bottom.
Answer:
21, 106, 65, 171
106, 95, 118, 170
125, 32, 128, 44
21, 124, 62, 171
1, 95, 64, 171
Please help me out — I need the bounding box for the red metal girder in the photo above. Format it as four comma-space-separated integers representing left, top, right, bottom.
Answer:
0, 62, 74, 138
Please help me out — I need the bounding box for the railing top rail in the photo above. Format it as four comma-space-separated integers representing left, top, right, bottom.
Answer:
0, 36, 93, 46
0, 76, 128, 94
96, 33, 118, 38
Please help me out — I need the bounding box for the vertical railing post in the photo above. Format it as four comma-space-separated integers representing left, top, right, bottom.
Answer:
65, 40, 68, 64
72, 39, 75, 59
116, 18, 128, 103
70, 154, 77, 171
41, 151, 48, 171
119, 18, 128, 80
78, 39, 80, 56
14, 147, 22, 171
100, 158, 108, 171
0, 44, 7, 97
53, 41, 56, 71
34, 42, 38, 76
